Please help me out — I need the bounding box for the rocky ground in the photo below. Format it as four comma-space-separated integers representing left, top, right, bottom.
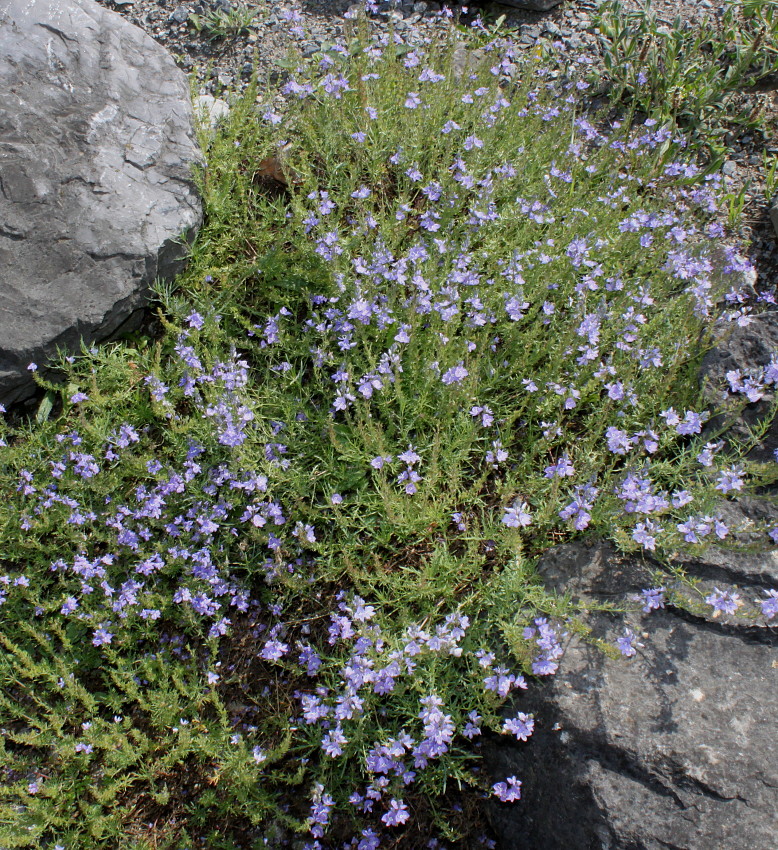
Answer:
94, 0, 778, 296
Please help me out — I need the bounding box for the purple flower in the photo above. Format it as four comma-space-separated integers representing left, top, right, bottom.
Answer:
187, 311, 204, 329
419, 67, 445, 83
60, 596, 79, 615
260, 639, 289, 662
502, 712, 534, 741
639, 587, 666, 613
492, 776, 522, 802
462, 709, 482, 739
358, 828, 380, 850
92, 624, 113, 646
483, 666, 523, 697
544, 456, 575, 479
502, 502, 532, 529
606, 426, 634, 455
676, 410, 708, 435
760, 589, 778, 620
616, 628, 641, 657
70, 392, 89, 404
398, 447, 420, 466
404, 92, 421, 109
381, 798, 410, 826
715, 465, 745, 494
322, 725, 348, 757
632, 520, 658, 551
441, 364, 469, 385
705, 587, 741, 615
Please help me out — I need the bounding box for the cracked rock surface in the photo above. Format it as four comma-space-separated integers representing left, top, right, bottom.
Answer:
487, 541, 778, 850
0, 0, 203, 406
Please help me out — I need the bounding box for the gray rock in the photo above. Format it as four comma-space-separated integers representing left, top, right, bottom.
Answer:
193, 94, 231, 129
487, 542, 778, 850
0, 0, 202, 406
169, 4, 189, 22
700, 312, 778, 463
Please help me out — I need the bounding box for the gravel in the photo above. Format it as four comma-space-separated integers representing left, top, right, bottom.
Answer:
94, 0, 778, 293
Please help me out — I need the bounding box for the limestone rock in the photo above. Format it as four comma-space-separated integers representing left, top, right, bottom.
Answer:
0, 0, 203, 406
487, 542, 778, 850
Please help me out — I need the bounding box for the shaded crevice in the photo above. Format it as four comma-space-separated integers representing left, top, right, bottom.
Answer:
84, 249, 143, 263
678, 554, 778, 591
653, 839, 688, 850
666, 604, 777, 646
669, 769, 746, 805
572, 734, 689, 811
36, 21, 78, 42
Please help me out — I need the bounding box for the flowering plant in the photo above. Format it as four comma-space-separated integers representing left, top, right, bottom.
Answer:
0, 12, 775, 849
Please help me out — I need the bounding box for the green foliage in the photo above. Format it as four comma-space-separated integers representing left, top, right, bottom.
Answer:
0, 15, 775, 849
595, 0, 778, 148
188, 5, 258, 42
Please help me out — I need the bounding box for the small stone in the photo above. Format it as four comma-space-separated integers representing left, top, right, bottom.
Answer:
302, 43, 319, 58
194, 94, 230, 128
413, 1, 428, 12
169, 5, 189, 22
722, 160, 738, 176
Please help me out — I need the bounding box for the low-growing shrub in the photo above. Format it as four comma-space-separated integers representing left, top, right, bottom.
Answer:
1, 13, 776, 849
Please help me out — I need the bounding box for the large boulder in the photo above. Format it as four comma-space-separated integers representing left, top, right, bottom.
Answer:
0, 0, 203, 406
487, 541, 778, 849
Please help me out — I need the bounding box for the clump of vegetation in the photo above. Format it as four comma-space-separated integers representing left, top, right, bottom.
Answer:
1, 8, 776, 850
594, 0, 778, 150
188, 4, 258, 42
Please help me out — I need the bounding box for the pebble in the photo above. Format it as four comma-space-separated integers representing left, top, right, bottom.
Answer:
193, 94, 230, 129
168, 5, 188, 23
722, 161, 738, 176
